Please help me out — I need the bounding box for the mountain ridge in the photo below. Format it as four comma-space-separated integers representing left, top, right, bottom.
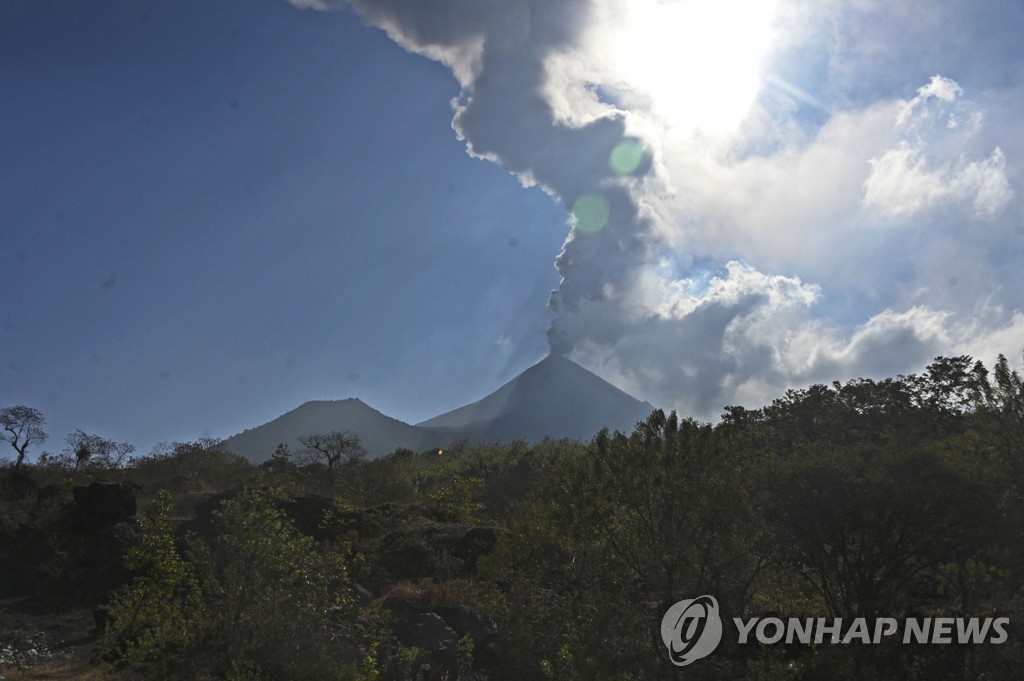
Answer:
222, 397, 435, 463
417, 354, 654, 442
222, 355, 655, 462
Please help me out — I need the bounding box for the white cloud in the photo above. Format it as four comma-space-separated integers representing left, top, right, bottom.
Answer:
896, 75, 963, 126
863, 144, 1012, 219
315, 0, 1024, 417
863, 77, 1013, 219
917, 75, 963, 103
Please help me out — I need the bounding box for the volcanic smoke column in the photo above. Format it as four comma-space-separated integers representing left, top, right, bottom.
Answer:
340, 0, 660, 357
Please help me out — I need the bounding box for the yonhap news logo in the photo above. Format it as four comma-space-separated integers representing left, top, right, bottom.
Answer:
660, 596, 1011, 667
660, 595, 723, 666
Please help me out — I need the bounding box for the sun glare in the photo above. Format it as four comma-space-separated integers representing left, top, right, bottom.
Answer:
613, 0, 778, 133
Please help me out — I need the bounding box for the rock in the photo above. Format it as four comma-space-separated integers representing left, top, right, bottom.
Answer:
393, 612, 460, 650
439, 605, 502, 669
379, 528, 441, 581
177, 491, 235, 540
277, 494, 343, 540
452, 526, 499, 569
392, 612, 460, 680
76, 521, 143, 594
70, 482, 137, 530
344, 502, 413, 539
390, 607, 502, 677
379, 524, 500, 581
440, 605, 499, 644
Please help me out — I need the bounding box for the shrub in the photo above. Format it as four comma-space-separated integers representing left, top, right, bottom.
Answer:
101, 489, 367, 680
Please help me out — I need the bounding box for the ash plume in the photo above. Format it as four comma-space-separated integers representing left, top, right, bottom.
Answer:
334, 0, 659, 361
290, 0, 1024, 419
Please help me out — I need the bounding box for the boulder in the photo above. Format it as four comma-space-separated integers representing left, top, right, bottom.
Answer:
177, 491, 235, 540
344, 502, 413, 539
76, 520, 142, 593
277, 494, 343, 540
70, 482, 137, 530
379, 524, 500, 581
439, 605, 502, 669
392, 612, 460, 680
452, 526, 499, 569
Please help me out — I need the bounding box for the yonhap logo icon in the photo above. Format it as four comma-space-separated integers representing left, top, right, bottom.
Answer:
661, 595, 723, 666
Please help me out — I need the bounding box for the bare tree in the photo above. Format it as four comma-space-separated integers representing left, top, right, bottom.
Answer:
0, 405, 48, 470
64, 429, 136, 469
297, 430, 366, 470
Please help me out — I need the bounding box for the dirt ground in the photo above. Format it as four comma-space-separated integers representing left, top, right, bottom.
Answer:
0, 596, 105, 680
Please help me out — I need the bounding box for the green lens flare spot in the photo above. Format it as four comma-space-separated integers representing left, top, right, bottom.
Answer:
572, 193, 610, 234
609, 140, 645, 175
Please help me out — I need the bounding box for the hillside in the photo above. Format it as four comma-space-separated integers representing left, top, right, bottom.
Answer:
222, 398, 435, 462
417, 354, 655, 442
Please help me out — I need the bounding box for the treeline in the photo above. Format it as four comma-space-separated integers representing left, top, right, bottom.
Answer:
0, 354, 1022, 680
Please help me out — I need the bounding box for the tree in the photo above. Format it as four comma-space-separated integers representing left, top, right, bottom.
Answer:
297, 430, 366, 470
103, 489, 358, 679
768, 443, 996, 619
488, 411, 766, 679
64, 429, 136, 469
0, 405, 48, 470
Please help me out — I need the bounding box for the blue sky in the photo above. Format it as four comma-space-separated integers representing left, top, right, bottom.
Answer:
2, 0, 566, 455
3, 0, 1024, 459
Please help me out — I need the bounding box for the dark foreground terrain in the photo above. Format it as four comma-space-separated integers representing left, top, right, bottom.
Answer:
2, 354, 1023, 680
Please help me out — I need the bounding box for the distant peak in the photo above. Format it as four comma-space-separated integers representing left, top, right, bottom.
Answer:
299, 397, 365, 407
535, 352, 574, 365
530, 353, 585, 372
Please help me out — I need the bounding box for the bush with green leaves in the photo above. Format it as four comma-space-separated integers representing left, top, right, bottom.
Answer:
428, 474, 485, 523
130, 439, 257, 493
102, 488, 369, 680
102, 490, 200, 663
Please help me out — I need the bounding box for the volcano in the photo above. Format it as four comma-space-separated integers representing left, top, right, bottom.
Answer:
222, 355, 655, 462
416, 354, 654, 443
222, 398, 434, 463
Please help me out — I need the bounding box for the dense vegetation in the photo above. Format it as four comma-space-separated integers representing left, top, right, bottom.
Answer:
1, 353, 1023, 679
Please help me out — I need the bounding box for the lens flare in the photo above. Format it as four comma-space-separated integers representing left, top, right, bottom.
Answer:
572, 193, 610, 233
610, 139, 645, 175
